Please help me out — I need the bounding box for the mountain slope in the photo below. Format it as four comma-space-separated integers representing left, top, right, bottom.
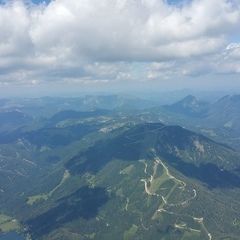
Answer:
156, 94, 240, 149
22, 123, 240, 240
0, 110, 32, 133
163, 95, 209, 117
206, 95, 240, 131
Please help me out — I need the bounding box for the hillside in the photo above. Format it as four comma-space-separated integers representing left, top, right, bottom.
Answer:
0, 110, 32, 133
0, 97, 240, 240
16, 123, 240, 240
156, 94, 240, 149
163, 95, 209, 117
206, 95, 240, 131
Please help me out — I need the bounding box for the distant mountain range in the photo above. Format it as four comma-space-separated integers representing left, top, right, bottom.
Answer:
157, 94, 240, 149
206, 95, 240, 130
164, 94, 240, 124
0, 110, 32, 133
0, 95, 157, 118
163, 95, 209, 117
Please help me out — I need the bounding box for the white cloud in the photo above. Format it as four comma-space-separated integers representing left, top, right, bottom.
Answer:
0, 0, 239, 85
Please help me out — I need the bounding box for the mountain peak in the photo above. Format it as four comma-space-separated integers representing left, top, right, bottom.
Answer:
177, 95, 199, 107
217, 94, 240, 103
164, 95, 208, 117
182, 94, 197, 101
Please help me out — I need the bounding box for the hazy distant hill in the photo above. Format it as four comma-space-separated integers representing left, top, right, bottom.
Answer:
0, 110, 32, 133
206, 95, 240, 131
163, 95, 209, 117
47, 109, 112, 127
157, 94, 240, 149
163, 94, 240, 128
0, 95, 157, 118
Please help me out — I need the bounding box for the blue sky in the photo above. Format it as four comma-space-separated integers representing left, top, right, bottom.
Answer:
31, 0, 51, 4
0, 0, 51, 4
30, 0, 184, 5
0, 0, 239, 96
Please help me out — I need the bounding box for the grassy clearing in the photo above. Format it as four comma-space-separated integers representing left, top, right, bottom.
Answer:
27, 194, 49, 205
181, 231, 201, 240
27, 170, 70, 205
123, 224, 138, 240
233, 219, 240, 227
0, 214, 20, 233
149, 172, 171, 194
120, 164, 134, 175
85, 233, 96, 239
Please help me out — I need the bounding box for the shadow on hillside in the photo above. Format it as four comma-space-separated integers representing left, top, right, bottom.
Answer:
27, 186, 109, 237
159, 152, 240, 189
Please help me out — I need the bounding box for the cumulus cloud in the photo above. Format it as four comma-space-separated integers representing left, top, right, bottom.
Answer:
0, 0, 239, 85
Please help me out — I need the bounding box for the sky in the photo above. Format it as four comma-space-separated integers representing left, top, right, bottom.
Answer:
0, 0, 240, 96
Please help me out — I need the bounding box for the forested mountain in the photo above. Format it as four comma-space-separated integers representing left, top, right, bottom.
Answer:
0, 96, 240, 240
